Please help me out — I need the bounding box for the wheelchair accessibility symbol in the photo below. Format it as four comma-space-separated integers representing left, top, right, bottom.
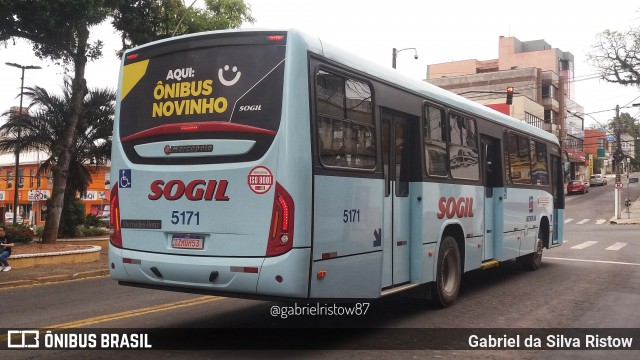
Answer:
119, 169, 132, 188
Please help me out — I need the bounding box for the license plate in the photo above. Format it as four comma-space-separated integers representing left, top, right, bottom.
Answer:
171, 234, 204, 250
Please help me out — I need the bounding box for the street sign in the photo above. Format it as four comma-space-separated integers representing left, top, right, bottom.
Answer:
615, 182, 624, 189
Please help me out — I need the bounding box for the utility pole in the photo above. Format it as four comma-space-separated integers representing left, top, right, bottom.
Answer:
5, 62, 42, 224
615, 104, 621, 219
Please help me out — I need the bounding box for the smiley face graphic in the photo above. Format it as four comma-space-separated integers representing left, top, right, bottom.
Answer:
218, 65, 241, 86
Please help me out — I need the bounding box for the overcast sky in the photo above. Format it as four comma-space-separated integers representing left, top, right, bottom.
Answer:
1, 0, 639, 128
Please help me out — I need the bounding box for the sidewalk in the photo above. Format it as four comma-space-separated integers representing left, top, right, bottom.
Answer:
609, 196, 640, 224
0, 241, 109, 289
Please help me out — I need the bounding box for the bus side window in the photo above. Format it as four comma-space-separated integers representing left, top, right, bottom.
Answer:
423, 104, 448, 177
531, 139, 549, 185
449, 113, 479, 180
316, 70, 375, 170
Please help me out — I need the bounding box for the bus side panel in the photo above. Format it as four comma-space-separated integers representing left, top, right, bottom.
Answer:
502, 188, 528, 260
310, 253, 382, 298
520, 190, 553, 256
410, 183, 436, 285
310, 175, 383, 298
422, 183, 484, 274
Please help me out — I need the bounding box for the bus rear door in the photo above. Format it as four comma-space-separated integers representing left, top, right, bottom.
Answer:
481, 135, 503, 261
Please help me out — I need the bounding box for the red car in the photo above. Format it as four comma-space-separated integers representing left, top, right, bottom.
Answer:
567, 180, 588, 194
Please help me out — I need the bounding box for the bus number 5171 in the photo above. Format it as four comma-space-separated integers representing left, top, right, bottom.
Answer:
171, 211, 200, 225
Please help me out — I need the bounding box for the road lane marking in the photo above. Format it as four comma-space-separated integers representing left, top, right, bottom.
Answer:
546, 257, 640, 266
576, 219, 590, 225
564, 218, 574, 224
46, 296, 224, 328
606, 242, 627, 251
595, 219, 607, 225
570, 241, 597, 249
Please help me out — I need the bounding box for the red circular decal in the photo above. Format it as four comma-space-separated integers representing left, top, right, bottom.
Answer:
248, 166, 273, 194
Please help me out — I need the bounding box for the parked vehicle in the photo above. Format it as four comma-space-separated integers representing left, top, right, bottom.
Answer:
99, 210, 110, 221
567, 180, 588, 194
4, 212, 24, 223
589, 174, 607, 186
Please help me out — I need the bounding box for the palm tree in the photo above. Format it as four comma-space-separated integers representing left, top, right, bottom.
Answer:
0, 80, 115, 240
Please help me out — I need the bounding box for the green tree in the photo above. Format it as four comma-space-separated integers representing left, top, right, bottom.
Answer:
0, 83, 115, 236
607, 112, 640, 171
0, 0, 253, 243
112, 0, 255, 54
589, 26, 640, 87
607, 112, 640, 138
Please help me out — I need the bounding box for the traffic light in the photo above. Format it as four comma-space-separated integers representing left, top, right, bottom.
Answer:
506, 87, 514, 105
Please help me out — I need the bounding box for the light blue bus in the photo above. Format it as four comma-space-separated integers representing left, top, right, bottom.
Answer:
109, 29, 564, 306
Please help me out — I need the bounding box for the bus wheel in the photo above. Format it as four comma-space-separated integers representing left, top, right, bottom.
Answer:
520, 238, 543, 271
431, 235, 461, 308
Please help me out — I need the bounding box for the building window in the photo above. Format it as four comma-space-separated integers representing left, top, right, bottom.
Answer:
7, 171, 12, 188
542, 84, 557, 99
544, 110, 558, 122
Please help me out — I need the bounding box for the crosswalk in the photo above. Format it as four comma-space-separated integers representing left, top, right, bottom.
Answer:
563, 240, 628, 251
564, 218, 609, 225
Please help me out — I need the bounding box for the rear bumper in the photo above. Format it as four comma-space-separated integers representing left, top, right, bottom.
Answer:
108, 246, 311, 298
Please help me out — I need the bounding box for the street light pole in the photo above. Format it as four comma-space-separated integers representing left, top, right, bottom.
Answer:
5, 62, 41, 225
614, 104, 621, 219
392, 47, 418, 69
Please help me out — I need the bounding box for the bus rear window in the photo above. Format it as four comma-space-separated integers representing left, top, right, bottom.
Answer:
119, 44, 285, 141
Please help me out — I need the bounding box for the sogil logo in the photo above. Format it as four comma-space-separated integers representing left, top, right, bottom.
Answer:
239, 105, 262, 111
437, 196, 474, 219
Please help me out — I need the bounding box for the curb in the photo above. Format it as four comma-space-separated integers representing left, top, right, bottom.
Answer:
0, 269, 109, 289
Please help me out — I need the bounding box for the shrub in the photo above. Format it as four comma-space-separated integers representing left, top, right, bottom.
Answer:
5, 224, 35, 243
34, 224, 45, 238
58, 195, 87, 237
76, 225, 109, 237
85, 214, 102, 227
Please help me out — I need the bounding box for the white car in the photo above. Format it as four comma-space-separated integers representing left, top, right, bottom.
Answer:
99, 211, 110, 221
4, 212, 23, 223
589, 174, 607, 186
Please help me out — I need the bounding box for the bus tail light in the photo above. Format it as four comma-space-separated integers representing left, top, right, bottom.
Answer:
110, 185, 123, 248
266, 183, 294, 256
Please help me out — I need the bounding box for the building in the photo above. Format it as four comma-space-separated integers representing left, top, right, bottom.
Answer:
583, 129, 608, 175
0, 151, 110, 225
426, 36, 586, 181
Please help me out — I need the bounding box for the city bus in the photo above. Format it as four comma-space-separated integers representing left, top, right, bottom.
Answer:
108, 29, 564, 307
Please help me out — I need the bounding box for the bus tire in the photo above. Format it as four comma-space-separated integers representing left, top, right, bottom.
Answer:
431, 235, 461, 308
520, 237, 543, 271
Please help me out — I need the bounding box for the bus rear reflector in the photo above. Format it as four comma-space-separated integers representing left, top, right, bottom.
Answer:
268, 35, 285, 41
110, 185, 123, 248
266, 182, 294, 257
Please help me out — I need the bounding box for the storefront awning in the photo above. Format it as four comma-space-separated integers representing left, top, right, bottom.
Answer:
565, 148, 586, 162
